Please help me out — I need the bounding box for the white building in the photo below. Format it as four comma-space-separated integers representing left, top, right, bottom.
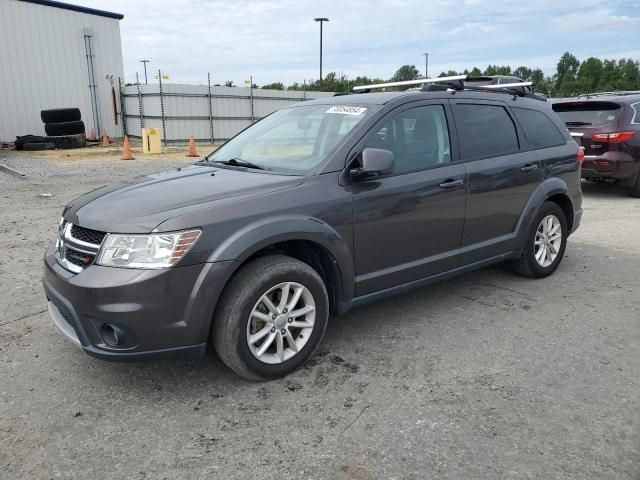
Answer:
0, 0, 125, 141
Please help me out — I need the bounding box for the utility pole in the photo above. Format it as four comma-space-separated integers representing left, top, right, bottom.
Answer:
314, 18, 329, 91
423, 52, 429, 79
140, 59, 150, 84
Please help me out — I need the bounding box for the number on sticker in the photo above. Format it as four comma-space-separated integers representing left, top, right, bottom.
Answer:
326, 106, 367, 115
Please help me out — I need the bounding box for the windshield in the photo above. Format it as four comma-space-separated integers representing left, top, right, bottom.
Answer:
206, 103, 378, 173
552, 101, 622, 125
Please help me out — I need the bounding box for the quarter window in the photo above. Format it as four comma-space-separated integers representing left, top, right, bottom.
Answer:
512, 107, 566, 149
365, 105, 451, 174
454, 104, 519, 160
632, 102, 640, 125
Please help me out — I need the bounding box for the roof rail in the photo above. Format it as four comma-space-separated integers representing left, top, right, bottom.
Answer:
352, 76, 533, 94
352, 75, 467, 92
480, 82, 533, 89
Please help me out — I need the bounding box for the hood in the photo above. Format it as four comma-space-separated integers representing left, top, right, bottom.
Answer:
63, 165, 305, 233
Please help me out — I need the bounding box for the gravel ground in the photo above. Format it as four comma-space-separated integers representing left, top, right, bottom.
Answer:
1, 151, 638, 479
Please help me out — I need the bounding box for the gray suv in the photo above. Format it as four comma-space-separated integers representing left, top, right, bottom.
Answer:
44, 88, 583, 380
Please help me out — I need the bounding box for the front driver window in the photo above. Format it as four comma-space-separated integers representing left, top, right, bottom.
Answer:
365, 105, 451, 174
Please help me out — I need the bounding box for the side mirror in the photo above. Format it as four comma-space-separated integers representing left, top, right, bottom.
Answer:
350, 148, 394, 179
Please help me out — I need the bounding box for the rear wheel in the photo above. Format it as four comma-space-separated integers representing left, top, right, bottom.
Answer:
625, 174, 640, 198
212, 255, 329, 380
510, 201, 567, 278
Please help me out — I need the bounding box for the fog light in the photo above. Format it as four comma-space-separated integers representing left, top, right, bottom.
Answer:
101, 324, 125, 347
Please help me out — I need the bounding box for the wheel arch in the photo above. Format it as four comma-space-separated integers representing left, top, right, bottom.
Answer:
207, 215, 355, 312
515, 178, 575, 247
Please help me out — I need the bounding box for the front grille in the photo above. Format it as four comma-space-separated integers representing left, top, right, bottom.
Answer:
65, 249, 95, 268
70, 225, 107, 245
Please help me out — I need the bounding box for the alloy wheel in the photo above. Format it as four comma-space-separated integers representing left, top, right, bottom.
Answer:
246, 282, 316, 364
534, 214, 562, 268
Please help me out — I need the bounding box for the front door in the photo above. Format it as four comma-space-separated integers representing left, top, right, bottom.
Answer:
350, 102, 467, 296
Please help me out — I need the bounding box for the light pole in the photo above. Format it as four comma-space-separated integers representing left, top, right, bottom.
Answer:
423, 52, 429, 79
314, 17, 329, 90
140, 59, 150, 84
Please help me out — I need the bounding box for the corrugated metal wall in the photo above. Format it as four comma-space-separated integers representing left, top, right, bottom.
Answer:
0, 0, 124, 141
122, 84, 335, 143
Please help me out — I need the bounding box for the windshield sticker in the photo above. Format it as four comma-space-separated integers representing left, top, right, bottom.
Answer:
326, 105, 367, 115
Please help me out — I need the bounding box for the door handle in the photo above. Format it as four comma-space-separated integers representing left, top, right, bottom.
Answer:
520, 164, 539, 172
439, 179, 464, 189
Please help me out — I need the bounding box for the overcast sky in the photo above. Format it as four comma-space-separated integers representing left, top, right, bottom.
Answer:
76, 0, 640, 86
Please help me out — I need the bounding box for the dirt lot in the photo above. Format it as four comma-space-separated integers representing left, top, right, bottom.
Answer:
0, 150, 638, 479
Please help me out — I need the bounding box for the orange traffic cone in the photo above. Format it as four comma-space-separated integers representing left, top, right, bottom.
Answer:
187, 135, 198, 157
101, 128, 110, 146
87, 128, 97, 141
122, 135, 134, 160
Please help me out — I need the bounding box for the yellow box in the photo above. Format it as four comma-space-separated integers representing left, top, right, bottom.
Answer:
141, 128, 162, 154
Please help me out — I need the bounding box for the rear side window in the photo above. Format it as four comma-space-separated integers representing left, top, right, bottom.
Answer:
512, 107, 566, 149
552, 101, 622, 126
454, 104, 519, 160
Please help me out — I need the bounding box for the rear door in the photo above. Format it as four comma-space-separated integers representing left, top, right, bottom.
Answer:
451, 100, 541, 264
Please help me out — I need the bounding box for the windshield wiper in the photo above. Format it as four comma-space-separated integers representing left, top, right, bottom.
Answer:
212, 158, 265, 170
565, 121, 592, 126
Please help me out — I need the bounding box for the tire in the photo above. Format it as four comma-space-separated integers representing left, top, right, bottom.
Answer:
625, 174, 640, 198
40, 108, 81, 124
44, 120, 85, 136
510, 201, 568, 278
45, 133, 86, 149
212, 255, 329, 380
23, 142, 55, 151
14, 135, 47, 150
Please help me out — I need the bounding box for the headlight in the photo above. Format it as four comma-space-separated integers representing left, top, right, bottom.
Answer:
96, 230, 201, 269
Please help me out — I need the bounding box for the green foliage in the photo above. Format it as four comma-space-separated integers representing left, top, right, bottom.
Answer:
484, 65, 512, 76
390, 65, 420, 82
261, 82, 285, 90
224, 80, 235, 87
281, 53, 639, 97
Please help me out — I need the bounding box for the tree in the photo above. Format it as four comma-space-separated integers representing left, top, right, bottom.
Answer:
485, 65, 512, 76
555, 52, 580, 95
530, 68, 545, 86
224, 80, 235, 87
513, 66, 533, 81
261, 82, 284, 90
390, 65, 420, 82
616, 58, 640, 90
576, 57, 603, 92
277, 52, 639, 96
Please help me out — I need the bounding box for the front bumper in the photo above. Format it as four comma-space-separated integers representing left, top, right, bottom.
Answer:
43, 243, 234, 361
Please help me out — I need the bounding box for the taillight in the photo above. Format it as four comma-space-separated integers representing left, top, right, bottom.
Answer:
577, 147, 585, 166
591, 131, 636, 143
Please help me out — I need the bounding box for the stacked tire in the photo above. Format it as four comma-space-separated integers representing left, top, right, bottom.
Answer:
41, 108, 87, 149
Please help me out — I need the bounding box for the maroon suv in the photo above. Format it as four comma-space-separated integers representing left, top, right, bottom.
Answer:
553, 94, 640, 197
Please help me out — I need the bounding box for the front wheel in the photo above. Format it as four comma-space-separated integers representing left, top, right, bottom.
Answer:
212, 255, 329, 380
510, 201, 568, 278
